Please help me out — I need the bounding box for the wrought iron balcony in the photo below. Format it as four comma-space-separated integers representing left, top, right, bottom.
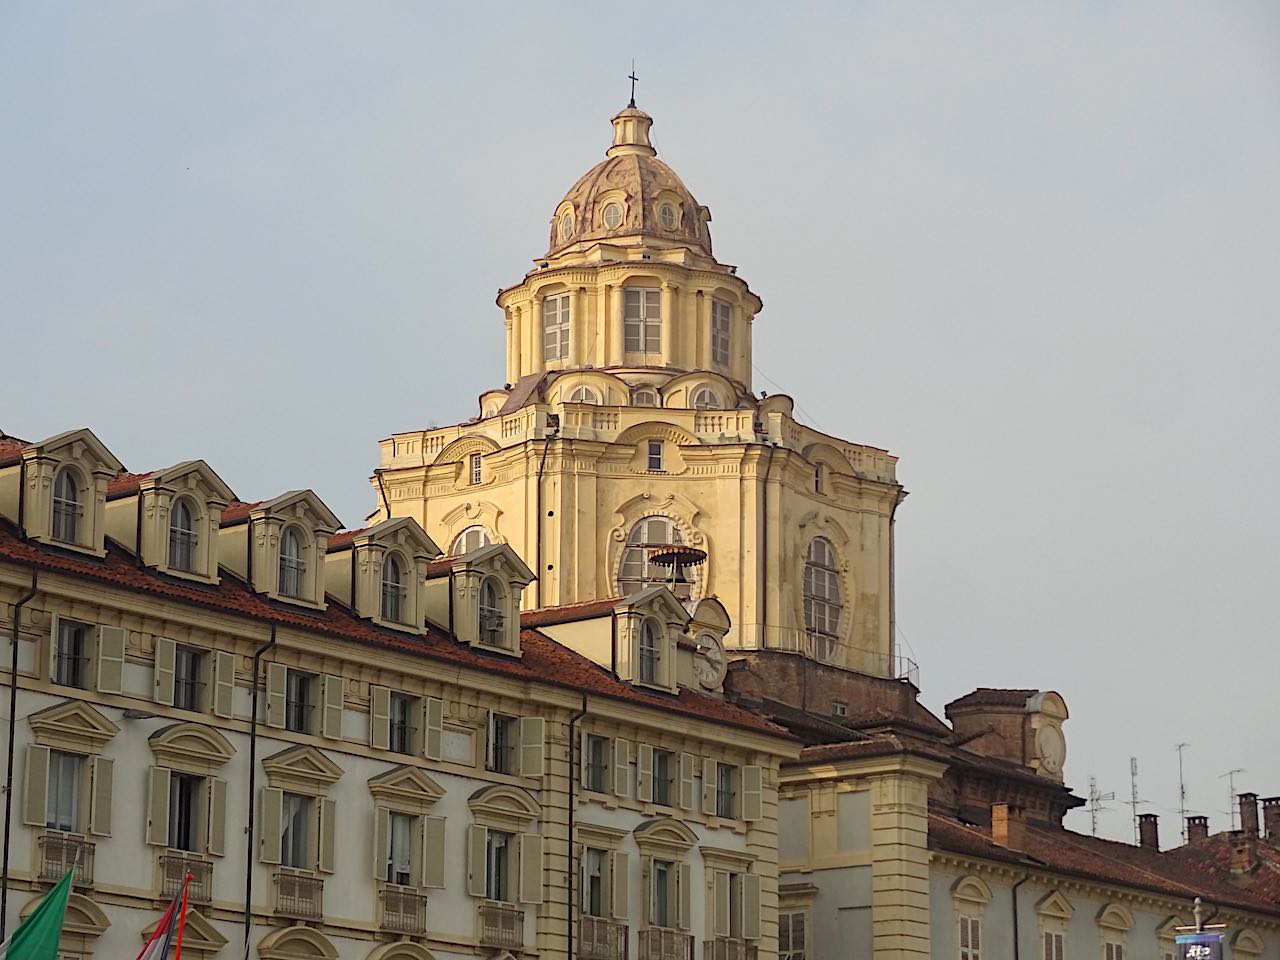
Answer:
638, 928, 693, 960
38, 832, 94, 887
478, 900, 524, 950
703, 939, 757, 960
273, 871, 324, 920
380, 884, 429, 935
160, 852, 213, 904
580, 916, 628, 960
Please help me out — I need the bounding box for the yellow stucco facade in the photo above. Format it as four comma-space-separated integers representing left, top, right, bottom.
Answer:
373, 103, 908, 679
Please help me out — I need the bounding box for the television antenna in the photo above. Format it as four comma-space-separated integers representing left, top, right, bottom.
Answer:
1220, 768, 1246, 829
1088, 776, 1116, 837
1175, 743, 1191, 841
1128, 757, 1146, 844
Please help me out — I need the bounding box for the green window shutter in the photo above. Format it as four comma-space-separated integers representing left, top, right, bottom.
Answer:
611, 850, 629, 920
96, 625, 126, 694
466, 825, 487, 897
679, 753, 696, 810
702, 758, 718, 815
677, 861, 693, 931
153, 637, 176, 706
613, 739, 631, 798
317, 797, 337, 873
207, 778, 228, 857
741, 765, 763, 821
370, 686, 391, 749
321, 675, 344, 740
146, 766, 171, 846
713, 870, 731, 938
22, 745, 49, 827
212, 651, 236, 718
373, 807, 389, 880
88, 756, 113, 837
519, 833, 543, 904
742, 874, 762, 940
421, 816, 447, 889
519, 716, 545, 778
423, 697, 444, 760
265, 663, 286, 728
259, 788, 283, 864
637, 744, 654, 802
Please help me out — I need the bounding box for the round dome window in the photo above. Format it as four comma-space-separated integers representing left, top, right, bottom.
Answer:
559, 212, 574, 241
659, 203, 678, 230
602, 202, 623, 230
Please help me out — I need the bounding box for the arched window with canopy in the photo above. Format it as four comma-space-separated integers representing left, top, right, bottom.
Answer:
618, 517, 683, 595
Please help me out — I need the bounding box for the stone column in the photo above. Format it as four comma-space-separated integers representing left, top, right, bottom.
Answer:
698, 291, 712, 369
531, 294, 544, 372
504, 310, 516, 384
611, 285, 625, 366
510, 306, 523, 380
660, 281, 675, 367
569, 288, 583, 367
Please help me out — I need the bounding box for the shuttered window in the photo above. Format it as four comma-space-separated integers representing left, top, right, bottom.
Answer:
281, 792, 311, 869
960, 916, 981, 960
46, 751, 82, 832
544, 294, 571, 360
1106, 944, 1124, 960
712, 299, 732, 365
780, 911, 807, 960
173, 646, 204, 711
53, 618, 91, 689
624, 288, 661, 354
584, 735, 609, 793
1044, 932, 1065, 960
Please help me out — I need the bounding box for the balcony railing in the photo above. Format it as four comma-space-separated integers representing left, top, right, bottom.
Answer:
479, 901, 524, 950
703, 940, 757, 960
274, 871, 324, 920
638, 928, 693, 960
160, 852, 213, 904
381, 884, 429, 935
580, 916, 628, 960
38, 832, 94, 887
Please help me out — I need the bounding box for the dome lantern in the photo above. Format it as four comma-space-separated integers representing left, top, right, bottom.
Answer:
608, 106, 656, 159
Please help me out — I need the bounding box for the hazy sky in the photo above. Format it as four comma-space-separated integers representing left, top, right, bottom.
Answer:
3, 2, 1277, 843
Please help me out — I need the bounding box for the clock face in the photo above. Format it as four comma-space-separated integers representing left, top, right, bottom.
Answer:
695, 633, 727, 689
1036, 723, 1066, 775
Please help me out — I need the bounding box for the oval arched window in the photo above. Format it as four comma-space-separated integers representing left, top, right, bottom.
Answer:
692, 387, 720, 410
803, 537, 842, 660
480, 577, 507, 647
631, 386, 659, 407
559, 211, 575, 240
168, 498, 198, 572
381, 553, 406, 622
569, 386, 600, 405
451, 525, 492, 556
618, 516, 684, 595
279, 527, 306, 599
51, 467, 82, 543
602, 202, 623, 230
659, 203, 678, 230
639, 618, 662, 683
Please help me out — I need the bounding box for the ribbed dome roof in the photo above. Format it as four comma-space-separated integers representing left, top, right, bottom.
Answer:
546, 105, 712, 258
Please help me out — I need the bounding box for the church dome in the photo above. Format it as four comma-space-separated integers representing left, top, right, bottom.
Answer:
547, 105, 712, 258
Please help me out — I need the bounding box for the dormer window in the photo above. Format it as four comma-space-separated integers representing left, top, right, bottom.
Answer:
559, 211, 574, 240
692, 387, 720, 410
479, 578, 507, 647
602, 202, 623, 230
279, 527, 306, 598
381, 554, 407, 623
659, 202, 678, 230
168, 498, 197, 572
52, 467, 82, 543
632, 386, 658, 407
639, 618, 662, 684
570, 386, 600, 405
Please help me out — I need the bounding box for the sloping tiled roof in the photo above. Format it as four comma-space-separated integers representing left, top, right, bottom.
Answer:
0, 519, 789, 740
0, 438, 31, 468
929, 813, 1280, 918
425, 555, 462, 579
497, 373, 547, 416
945, 687, 1038, 714
105, 471, 157, 499
1164, 830, 1280, 907
521, 597, 626, 627
324, 528, 369, 551
218, 501, 264, 525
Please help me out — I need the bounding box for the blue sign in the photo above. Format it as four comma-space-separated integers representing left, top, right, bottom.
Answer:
1177, 933, 1224, 960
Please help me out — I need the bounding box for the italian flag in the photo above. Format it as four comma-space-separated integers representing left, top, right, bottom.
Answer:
0, 868, 73, 960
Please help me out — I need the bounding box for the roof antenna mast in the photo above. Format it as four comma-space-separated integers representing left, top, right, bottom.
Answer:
1175, 742, 1190, 842
629, 61, 638, 108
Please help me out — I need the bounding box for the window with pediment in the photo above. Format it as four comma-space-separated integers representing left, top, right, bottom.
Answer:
52, 467, 83, 544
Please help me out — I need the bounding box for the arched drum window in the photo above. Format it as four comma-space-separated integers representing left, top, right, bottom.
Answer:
803, 537, 842, 661
618, 517, 683, 595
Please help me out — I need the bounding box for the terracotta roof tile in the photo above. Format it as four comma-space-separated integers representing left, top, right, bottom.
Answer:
425, 555, 462, 578
0, 521, 789, 740
325, 528, 369, 551
521, 597, 626, 627
945, 687, 1039, 714
105, 470, 156, 499
218, 501, 264, 525
0, 439, 31, 468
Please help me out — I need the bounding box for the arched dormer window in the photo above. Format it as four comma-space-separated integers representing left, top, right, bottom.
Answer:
451, 525, 492, 556
692, 387, 720, 410
279, 527, 306, 599
479, 577, 507, 647
803, 537, 842, 660
632, 386, 659, 407
570, 386, 600, 405
639, 618, 662, 684
618, 516, 683, 595
52, 467, 82, 543
381, 553, 406, 623
168, 498, 198, 572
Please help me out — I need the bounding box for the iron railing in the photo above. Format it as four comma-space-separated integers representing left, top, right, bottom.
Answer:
160, 852, 213, 904
638, 929, 693, 960
380, 884, 429, 935
38, 832, 94, 887
580, 916, 628, 960
274, 872, 323, 919
478, 901, 524, 949
703, 940, 758, 960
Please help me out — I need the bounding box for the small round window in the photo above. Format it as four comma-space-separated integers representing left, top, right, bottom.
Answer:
559, 212, 574, 240
603, 202, 623, 230
659, 203, 677, 230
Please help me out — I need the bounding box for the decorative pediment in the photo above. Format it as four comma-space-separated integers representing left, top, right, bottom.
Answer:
469, 784, 541, 826
618, 585, 691, 629
802, 441, 852, 474
1027, 691, 1069, 720
1233, 930, 1264, 957
952, 875, 993, 906
611, 492, 705, 543
1096, 903, 1133, 932
634, 817, 698, 855
262, 744, 344, 792
614, 420, 699, 449
141, 910, 227, 951
149, 722, 235, 772
368, 943, 438, 960
143, 460, 236, 504
795, 511, 852, 550
22, 892, 110, 936
441, 500, 505, 544
457, 542, 536, 586
368, 765, 445, 811
258, 925, 338, 960
1035, 890, 1074, 921
434, 435, 501, 466
28, 700, 119, 753
578, 822, 630, 848
30, 428, 124, 475
254, 490, 342, 533
347, 517, 441, 560
1156, 916, 1189, 942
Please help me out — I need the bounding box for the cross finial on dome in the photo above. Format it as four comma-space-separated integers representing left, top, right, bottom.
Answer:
628, 61, 638, 108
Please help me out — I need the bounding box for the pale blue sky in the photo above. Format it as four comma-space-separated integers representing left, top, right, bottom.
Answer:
2, 1, 1277, 842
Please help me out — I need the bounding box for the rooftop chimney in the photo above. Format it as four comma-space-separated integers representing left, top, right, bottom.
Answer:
1239, 792, 1259, 836
1261, 797, 1280, 841
992, 802, 1026, 851
1138, 813, 1160, 851
1230, 834, 1258, 875
1187, 815, 1209, 844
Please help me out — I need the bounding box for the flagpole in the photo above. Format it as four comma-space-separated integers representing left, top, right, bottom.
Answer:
173, 872, 192, 960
